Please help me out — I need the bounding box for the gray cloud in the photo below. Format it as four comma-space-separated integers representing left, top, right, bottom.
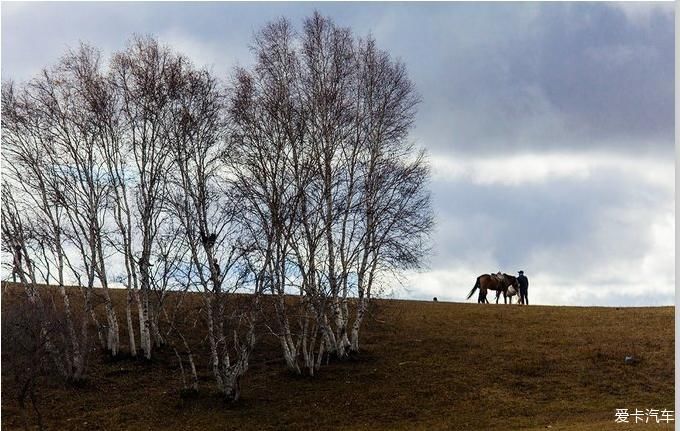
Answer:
418, 156, 674, 306
526, 4, 673, 147
430, 167, 670, 273
4, 3, 673, 155
398, 3, 674, 156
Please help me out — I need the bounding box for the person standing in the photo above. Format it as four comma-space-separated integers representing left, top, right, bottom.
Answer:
517, 270, 529, 305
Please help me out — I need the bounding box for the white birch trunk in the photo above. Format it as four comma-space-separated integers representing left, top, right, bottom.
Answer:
81, 285, 105, 349
187, 352, 199, 392
55, 243, 86, 380
126, 288, 137, 357
350, 297, 368, 353
205, 296, 224, 389
279, 334, 301, 375
96, 248, 120, 356
149, 305, 164, 348
220, 327, 255, 402
134, 288, 151, 360
141, 288, 152, 360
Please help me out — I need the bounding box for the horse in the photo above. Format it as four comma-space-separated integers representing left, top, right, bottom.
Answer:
498, 282, 519, 304
466, 273, 521, 304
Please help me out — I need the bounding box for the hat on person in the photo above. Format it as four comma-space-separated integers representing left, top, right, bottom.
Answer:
518, 270, 524, 275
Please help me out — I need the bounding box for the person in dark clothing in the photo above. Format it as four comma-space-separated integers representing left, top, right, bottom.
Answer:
517, 270, 529, 305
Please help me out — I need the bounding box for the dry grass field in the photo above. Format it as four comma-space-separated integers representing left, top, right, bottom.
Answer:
1, 286, 674, 430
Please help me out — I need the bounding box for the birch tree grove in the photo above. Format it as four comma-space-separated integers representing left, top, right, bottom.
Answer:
230, 12, 432, 373
108, 37, 180, 360
2, 83, 90, 381
166, 64, 256, 401
2, 11, 432, 401
41, 47, 121, 356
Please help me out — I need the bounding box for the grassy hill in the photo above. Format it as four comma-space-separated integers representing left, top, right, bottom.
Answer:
1, 286, 674, 430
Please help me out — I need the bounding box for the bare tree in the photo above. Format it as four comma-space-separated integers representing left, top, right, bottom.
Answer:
96, 65, 140, 357
33, 45, 123, 356
163, 274, 200, 394
166, 63, 256, 400
108, 36, 181, 359
230, 18, 319, 374
2, 21, 432, 408
231, 12, 433, 371
295, 13, 359, 360
347, 36, 431, 353
2, 84, 89, 381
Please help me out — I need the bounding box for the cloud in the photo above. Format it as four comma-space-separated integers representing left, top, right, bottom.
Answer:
400, 3, 674, 157
4, 3, 674, 154
429, 152, 674, 188
156, 28, 245, 77
408, 150, 674, 306
614, 2, 675, 28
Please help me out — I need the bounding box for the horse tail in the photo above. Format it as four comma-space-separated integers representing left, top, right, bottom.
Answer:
467, 277, 480, 300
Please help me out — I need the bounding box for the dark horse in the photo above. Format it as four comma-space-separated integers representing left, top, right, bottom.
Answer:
466, 273, 520, 304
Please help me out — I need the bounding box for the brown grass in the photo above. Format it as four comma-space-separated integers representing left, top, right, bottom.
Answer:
1, 286, 674, 430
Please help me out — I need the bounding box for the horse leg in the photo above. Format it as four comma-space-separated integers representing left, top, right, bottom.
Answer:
495, 290, 501, 304
480, 288, 489, 304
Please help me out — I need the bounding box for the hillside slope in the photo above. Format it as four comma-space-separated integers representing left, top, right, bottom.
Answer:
1, 288, 674, 430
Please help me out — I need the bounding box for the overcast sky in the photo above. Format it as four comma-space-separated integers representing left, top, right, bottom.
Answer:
2, 2, 674, 306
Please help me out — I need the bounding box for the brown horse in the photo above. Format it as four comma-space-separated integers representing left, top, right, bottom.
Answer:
466, 273, 520, 304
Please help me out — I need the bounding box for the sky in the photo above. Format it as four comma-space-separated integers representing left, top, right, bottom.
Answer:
1, 2, 675, 306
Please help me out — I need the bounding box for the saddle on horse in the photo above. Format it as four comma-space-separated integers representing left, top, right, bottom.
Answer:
492, 272, 516, 295
491, 272, 504, 283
